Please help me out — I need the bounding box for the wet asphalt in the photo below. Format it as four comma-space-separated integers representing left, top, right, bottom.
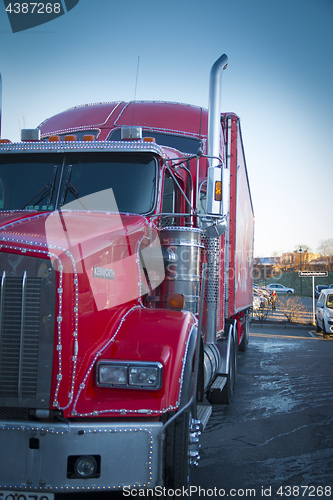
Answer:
193, 324, 333, 499
56, 324, 333, 500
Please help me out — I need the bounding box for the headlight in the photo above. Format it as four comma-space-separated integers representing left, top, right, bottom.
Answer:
98, 365, 127, 386
96, 361, 163, 390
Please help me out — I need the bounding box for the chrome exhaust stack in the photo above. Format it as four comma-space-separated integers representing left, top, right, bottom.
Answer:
205, 55, 228, 345
206, 54, 228, 216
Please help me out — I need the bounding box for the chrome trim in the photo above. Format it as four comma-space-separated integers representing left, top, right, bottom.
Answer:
0, 253, 55, 408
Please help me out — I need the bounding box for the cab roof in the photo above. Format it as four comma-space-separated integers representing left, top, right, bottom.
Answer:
38, 101, 209, 144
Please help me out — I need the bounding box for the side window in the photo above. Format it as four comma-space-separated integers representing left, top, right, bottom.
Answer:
162, 176, 175, 213
318, 293, 324, 304
0, 179, 4, 209
161, 173, 184, 226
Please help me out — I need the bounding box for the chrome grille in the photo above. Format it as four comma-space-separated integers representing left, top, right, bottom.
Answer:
0, 253, 55, 408
0, 275, 41, 399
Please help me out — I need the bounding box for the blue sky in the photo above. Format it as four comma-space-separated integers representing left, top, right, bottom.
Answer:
0, 0, 332, 257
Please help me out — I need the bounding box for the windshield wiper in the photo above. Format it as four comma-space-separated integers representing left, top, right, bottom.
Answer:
60, 165, 90, 210
67, 182, 80, 200
21, 166, 58, 210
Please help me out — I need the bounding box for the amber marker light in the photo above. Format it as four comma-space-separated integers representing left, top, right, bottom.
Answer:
168, 293, 185, 310
48, 135, 62, 142
214, 181, 222, 201
0, 139, 11, 143
83, 134, 96, 141
64, 135, 78, 141
143, 137, 155, 143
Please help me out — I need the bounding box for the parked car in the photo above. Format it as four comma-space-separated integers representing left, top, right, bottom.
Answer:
253, 288, 269, 309
253, 295, 262, 311
315, 288, 333, 337
266, 283, 294, 294
315, 285, 328, 299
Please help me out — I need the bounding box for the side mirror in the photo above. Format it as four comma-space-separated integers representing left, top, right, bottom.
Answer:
201, 216, 227, 238
316, 301, 324, 308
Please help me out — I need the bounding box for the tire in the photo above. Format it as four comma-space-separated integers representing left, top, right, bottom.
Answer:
239, 313, 249, 352
164, 409, 191, 489
323, 321, 329, 338
221, 335, 235, 404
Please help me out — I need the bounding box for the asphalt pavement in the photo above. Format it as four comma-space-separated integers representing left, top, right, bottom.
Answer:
193, 324, 333, 499
56, 324, 333, 500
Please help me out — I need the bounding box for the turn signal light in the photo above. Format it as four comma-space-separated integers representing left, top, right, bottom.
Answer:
168, 293, 185, 310
214, 181, 222, 201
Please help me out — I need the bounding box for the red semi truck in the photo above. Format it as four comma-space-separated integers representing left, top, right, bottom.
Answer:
0, 54, 254, 497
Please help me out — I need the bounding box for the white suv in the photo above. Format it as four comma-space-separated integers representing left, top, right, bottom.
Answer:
316, 288, 333, 338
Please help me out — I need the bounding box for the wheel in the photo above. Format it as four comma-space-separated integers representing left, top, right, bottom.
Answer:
239, 313, 249, 352
221, 335, 235, 404
164, 409, 192, 489
323, 321, 329, 338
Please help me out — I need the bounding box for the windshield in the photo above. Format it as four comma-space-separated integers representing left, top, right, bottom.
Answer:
0, 152, 157, 214
0, 154, 61, 211
327, 294, 333, 309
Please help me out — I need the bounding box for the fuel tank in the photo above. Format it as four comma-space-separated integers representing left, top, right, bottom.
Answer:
151, 227, 203, 314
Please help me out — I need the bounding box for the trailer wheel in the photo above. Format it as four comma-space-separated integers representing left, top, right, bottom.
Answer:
164, 409, 192, 489
221, 334, 236, 404
239, 312, 249, 352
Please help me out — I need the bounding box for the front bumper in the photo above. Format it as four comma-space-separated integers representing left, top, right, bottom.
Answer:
0, 419, 162, 493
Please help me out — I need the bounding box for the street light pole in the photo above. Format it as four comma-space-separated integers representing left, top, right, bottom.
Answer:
299, 247, 303, 296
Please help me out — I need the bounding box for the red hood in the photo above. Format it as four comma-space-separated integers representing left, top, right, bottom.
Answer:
0, 210, 164, 310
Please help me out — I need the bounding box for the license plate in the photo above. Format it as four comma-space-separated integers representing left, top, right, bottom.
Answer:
0, 492, 54, 500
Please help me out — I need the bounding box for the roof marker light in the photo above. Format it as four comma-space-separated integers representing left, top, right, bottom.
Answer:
0, 139, 11, 144
21, 129, 41, 142
64, 134, 78, 141
83, 134, 96, 141
121, 126, 142, 141
48, 135, 62, 142
143, 137, 155, 143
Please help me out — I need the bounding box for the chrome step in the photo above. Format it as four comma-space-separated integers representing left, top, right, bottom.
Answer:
210, 374, 227, 390
197, 403, 212, 430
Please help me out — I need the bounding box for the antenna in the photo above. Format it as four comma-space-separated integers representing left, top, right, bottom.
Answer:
132, 56, 140, 125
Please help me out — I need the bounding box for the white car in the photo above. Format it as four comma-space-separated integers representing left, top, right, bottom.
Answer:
266, 283, 294, 294
315, 288, 333, 337
253, 288, 269, 309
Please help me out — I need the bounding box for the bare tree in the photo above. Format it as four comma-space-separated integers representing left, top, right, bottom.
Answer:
279, 296, 309, 324
317, 239, 333, 271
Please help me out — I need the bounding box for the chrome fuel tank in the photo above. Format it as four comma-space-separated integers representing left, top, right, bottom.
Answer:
151, 227, 203, 313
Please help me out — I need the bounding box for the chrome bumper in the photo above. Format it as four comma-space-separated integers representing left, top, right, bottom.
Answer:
0, 419, 162, 493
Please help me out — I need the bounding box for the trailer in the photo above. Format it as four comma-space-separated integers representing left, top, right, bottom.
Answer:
0, 54, 254, 498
